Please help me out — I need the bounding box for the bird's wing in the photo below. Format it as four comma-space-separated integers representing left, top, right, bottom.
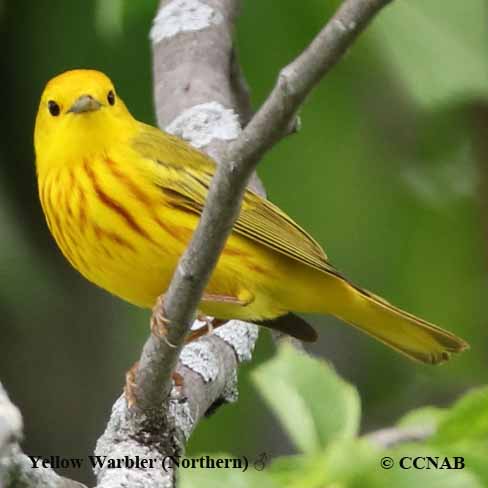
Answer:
132, 123, 337, 274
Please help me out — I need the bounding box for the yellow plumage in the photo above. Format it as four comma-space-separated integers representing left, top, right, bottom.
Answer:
34, 69, 469, 364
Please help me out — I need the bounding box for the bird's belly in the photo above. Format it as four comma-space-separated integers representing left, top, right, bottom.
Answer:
82, 242, 175, 308
56, 210, 308, 320
40, 171, 185, 307
63, 222, 289, 318
40, 163, 307, 317
57, 217, 179, 308
200, 234, 296, 321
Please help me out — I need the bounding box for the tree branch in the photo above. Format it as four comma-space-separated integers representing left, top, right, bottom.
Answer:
0, 381, 87, 488
132, 0, 258, 419
96, 1, 260, 486
132, 0, 394, 419
365, 425, 435, 448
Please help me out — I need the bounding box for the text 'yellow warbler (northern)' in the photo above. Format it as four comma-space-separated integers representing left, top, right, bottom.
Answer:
34, 69, 469, 364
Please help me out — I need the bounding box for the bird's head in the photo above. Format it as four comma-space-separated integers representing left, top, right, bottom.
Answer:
35, 69, 136, 171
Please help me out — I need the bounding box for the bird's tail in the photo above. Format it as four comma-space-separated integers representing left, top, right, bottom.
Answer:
326, 279, 469, 364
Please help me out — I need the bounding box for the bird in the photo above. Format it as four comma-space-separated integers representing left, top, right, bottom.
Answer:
34, 69, 469, 364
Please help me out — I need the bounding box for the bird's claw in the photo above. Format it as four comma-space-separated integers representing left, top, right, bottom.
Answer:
151, 296, 177, 348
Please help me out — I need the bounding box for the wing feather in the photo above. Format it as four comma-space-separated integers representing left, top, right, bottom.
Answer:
132, 123, 336, 274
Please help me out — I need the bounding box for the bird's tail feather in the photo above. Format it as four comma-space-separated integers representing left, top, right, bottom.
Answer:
330, 281, 469, 364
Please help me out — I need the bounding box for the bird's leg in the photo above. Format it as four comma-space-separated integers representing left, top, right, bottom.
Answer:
186, 315, 228, 343
125, 291, 243, 406
150, 294, 177, 348
199, 313, 216, 334
201, 291, 253, 306
150, 290, 249, 345
183, 290, 250, 342
122, 295, 179, 408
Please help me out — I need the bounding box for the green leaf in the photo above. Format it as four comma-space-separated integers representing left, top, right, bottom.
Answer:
267, 439, 376, 488
251, 344, 360, 453
371, 0, 488, 107
398, 406, 447, 430
266, 452, 328, 488
432, 387, 488, 446
322, 439, 378, 486
451, 445, 488, 485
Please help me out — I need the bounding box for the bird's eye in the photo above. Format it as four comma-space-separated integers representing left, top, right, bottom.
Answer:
48, 100, 60, 116
107, 90, 115, 106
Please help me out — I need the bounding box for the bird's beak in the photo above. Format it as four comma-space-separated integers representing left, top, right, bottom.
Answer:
68, 95, 102, 114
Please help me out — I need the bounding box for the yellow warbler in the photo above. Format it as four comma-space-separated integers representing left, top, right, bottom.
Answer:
34, 69, 468, 364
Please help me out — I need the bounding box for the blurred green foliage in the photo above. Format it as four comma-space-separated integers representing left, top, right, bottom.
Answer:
182, 346, 488, 487
1, 0, 487, 485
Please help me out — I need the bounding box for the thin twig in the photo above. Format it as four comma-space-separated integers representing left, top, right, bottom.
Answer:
365, 425, 435, 448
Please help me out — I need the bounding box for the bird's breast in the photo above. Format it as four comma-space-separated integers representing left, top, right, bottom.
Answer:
38, 154, 192, 307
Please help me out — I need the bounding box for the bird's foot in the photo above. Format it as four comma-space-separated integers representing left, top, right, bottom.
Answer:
150, 295, 177, 348
186, 316, 227, 343
172, 370, 184, 388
